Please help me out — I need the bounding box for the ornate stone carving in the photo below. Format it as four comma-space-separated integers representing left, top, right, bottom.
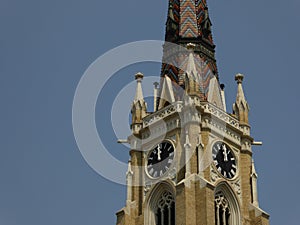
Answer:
231, 179, 241, 196
168, 168, 177, 181
203, 117, 241, 145
210, 165, 221, 182
144, 183, 152, 196
210, 166, 241, 198
143, 102, 183, 127
202, 102, 240, 130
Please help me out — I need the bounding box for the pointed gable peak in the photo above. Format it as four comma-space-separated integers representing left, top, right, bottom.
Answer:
186, 43, 198, 80
251, 160, 258, 177
158, 75, 176, 110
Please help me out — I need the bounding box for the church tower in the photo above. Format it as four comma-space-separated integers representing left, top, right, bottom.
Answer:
116, 1, 270, 225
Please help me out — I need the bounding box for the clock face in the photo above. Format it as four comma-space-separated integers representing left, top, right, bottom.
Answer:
212, 141, 237, 179
147, 141, 175, 178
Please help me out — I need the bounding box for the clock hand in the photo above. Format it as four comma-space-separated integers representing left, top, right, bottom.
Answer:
222, 145, 228, 162
157, 144, 162, 161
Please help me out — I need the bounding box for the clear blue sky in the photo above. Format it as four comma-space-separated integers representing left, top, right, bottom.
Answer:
1, 0, 299, 225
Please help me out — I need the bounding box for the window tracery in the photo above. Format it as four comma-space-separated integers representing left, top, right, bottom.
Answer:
215, 192, 230, 225
155, 191, 175, 225
214, 183, 241, 225
145, 182, 175, 225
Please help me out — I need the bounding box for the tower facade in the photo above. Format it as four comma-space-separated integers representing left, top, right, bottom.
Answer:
116, 1, 270, 225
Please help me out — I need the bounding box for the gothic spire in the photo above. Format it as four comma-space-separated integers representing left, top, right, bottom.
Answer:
131, 73, 147, 134
160, 0, 220, 106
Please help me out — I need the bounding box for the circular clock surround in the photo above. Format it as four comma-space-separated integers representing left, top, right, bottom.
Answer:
212, 141, 237, 179
146, 141, 175, 179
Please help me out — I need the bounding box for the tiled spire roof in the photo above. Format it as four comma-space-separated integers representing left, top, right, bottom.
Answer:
165, 0, 214, 45
158, 0, 223, 109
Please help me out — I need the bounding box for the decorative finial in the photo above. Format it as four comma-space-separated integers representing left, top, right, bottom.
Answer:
220, 83, 227, 111
235, 73, 244, 84
135, 72, 144, 81
153, 82, 159, 89
220, 83, 225, 90
132, 72, 147, 133
187, 43, 196, 51
233, 73, 249, 124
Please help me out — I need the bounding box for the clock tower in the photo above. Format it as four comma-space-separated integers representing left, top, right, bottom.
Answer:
115, 1, 270, 225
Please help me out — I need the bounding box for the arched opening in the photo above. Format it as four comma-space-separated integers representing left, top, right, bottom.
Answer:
155, 191, 175, 225
145, 182, 175, 225
214, 183, 241, 225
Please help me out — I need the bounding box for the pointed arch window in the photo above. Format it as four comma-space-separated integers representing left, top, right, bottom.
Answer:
214, 183, 241, 225
215, 192, 230, 225
155, 191, 175, 225
145, 182, 175, 225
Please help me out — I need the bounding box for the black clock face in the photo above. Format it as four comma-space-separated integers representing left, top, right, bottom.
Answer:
147, 141, 175, 178
212, 142, 237, 179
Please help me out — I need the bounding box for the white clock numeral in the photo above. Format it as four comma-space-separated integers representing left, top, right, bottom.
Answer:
231, 169, 236, 175
165, 166, 169, 170
153, 171, 158, 178
169, 152, 174, 157
160, 170, 163, 176
231, 157, 235, 161
213, 147, 218, 154
223, 171, 226, 177
217, 167, 222, 173
232, 164, 237, 169
168, 159, 173, 164
148, 168, 154, 175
